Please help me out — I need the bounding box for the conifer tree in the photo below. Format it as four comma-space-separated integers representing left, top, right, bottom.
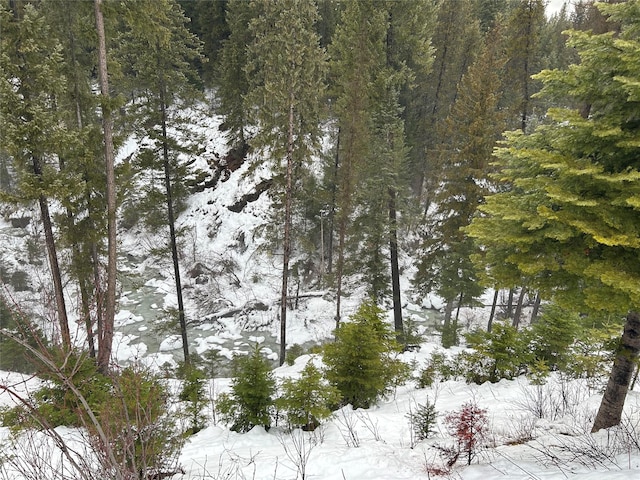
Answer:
115, 0, 205, 366
414, 24, 508, 346
43, 0, 107, 358
215, 0, 259, 150
410, 0, 480, 207
327, 0, 386, 324
467, 0, 640, 431
93, 0, 118, 373
245, 0, 326, 366
0, 2, 75, 350
503, 0, 546, 132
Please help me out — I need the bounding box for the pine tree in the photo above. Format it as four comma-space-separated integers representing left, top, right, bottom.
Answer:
218, 345, 276, 433
327, 0, 387, 323
414, 24, 508, 347
323, 300, 405, 409
410, 0, 480, 207
467, 0, 640, 432
245, 0, 326, 366
214, 0, 254, 150
0, 2, 75, 350
114, 0, 206, 366
503, 0, 546, 132
43, 0, 108, 358
93, 0, 118, 373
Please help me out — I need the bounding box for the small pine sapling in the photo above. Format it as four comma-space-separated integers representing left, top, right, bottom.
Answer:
178, 364, 208, 435
217, 345, 276, 432
406, 398, 438, 446
277, 361, 340, 431
445, 401, 488, 465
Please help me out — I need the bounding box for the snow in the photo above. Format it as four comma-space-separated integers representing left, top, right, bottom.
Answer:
1, 99, 638, 479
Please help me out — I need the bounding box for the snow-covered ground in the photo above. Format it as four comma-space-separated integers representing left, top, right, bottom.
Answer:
2, 340, 639, 479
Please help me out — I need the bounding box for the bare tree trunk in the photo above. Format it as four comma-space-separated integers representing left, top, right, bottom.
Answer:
279, 97, 295, 366
512, 287, 527, 329
530, 291, 541, 324
487, 288, 499, 333
94, 0, 116, 373
159, 75, 190, 366
327, 128, 340, 275
388, 187, 403, 337
37, 192, 71, 350
592, 311, 640, 432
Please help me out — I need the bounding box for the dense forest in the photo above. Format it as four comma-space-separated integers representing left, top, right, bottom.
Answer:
1, 1, 639, 478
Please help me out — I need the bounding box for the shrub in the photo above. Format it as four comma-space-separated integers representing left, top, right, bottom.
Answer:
217, 345, 276, 432
465, 321, 529, 382
445, 401, 488, 466
526, 304, 579, 371
277, 361, 340, 430
286, 343, 305, 366
94, 365, 183, 478
1, 351, 111, 431
323, 300, 408, 409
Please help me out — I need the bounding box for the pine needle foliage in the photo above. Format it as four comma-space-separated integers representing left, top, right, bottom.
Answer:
218, 345, 276, 433
277, 361, 340, 431
323, 300, 406, 409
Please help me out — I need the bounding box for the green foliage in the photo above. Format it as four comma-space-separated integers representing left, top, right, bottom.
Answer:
1, 352, 111, 431
277, 361, 340, 431
217, 345, 276, 432
465, 321, 530, 383
96, 365, 183, 478
564, 323, 620, 384
178, 365, 208, 435
407, 398, 438, 442
285, 343, 305, 366
1, 357, 181, 479
467, 1, 640, 318
525, 304, 580, 371
323, 300, 408, 409
0, 299, 45, 374
398, 317, 424, 347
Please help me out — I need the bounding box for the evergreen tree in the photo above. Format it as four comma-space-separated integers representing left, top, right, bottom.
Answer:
93, 0, 118, 373
503, 0, 546, 132
323, 300, 405, 409
43, 0, 108, 358
467, 0, 640, 432
277, 361, 340, 431
327, 0, 387, 323
215, 0, 258, 150
0, 1, 75, 350
414, 24, 508, 347
245, 0, 326, 366
410, 0, 480, 208
115, 0, 206, 366
218, 345, 276, 433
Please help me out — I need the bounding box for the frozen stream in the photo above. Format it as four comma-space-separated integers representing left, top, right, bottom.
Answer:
115, 255, 281, 372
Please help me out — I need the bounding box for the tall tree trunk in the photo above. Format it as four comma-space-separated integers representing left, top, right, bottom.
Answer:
388, 187, 403, 337
487, 288, 499, 333
530, 292, 541, 324
159, 77, 190, 366
512, 287, 527, 329
592, 311, 640, 432
327, 128, 340, 275
506, 288, 514, 319
94, 0, 116, 373
279, 97, 295, 366
37, 191, 71, 351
